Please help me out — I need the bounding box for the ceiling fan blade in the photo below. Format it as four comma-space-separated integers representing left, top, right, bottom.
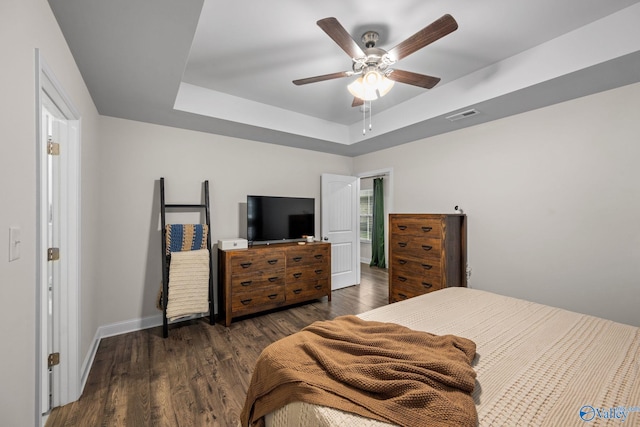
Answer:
317, 17, 365, 59
387, 69, 441, 89
352, 97, 364, 107
387, 14, 458, 61
293, 71, 352, 86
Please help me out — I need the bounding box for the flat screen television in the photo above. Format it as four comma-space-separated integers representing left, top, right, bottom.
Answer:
247, 195, 315, 244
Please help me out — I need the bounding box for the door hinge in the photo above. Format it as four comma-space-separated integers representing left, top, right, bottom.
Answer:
48, 352, 60, 368
47, 139, 60, 155
47, 247, 60, 261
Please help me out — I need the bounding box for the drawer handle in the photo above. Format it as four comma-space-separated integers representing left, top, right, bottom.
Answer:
397, 225, 407, 230
268, 277, 279, 282
240, 262, 252, 268
267, 259, 278, 265
421, 264, 433, 270
314, 285, 322, 290
240, 280, 252, 287
315, 269, 323, 274
293, 289, 302, 294
240, 298, 252, 305
422, 282, 433, 289
398, 259, 407, 265
293, 272, 302, 278
268, 293, 278, 299
314, 254, 323, 259
398, 293, 408, 299
422, 226, 433, 232
397, 276, 407, 282
398, 242, 407, 248
293, 256, 303, 262
421, 245, 433, 251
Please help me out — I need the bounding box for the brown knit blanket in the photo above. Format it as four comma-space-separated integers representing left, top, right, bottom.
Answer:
240, 315, 477, 427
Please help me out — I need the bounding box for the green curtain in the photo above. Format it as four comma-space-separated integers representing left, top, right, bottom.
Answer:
370, 177, 386, 268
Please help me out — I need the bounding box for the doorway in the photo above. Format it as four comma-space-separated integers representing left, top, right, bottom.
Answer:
358, 169, 393, 268
320, 170, 393, 293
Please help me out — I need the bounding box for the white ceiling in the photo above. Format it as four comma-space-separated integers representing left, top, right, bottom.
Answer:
48, 0, 640, 156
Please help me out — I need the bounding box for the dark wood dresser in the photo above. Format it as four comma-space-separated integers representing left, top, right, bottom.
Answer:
218, 242, 331, 326
388, 214, 466, 303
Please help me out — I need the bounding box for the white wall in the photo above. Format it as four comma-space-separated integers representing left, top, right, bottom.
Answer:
0, 0, 101, 424
95, 116, 353, 325
354, 82, 640, 326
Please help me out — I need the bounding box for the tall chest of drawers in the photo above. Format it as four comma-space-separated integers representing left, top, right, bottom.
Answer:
218, 242, 331, 326
388, 214, 466, 303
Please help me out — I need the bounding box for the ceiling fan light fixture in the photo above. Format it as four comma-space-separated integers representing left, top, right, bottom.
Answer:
347, 71, 395, 101
376, 76, 395, 97
363, 69, 381, 86
348, 77, 377, 101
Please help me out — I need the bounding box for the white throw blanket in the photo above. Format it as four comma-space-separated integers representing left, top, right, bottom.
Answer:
166, 249, 210, 321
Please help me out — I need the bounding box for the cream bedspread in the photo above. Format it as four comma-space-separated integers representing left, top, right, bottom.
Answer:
266, 288, 640, 427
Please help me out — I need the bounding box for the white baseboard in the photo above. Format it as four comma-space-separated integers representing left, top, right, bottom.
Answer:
80, 314, 163, 393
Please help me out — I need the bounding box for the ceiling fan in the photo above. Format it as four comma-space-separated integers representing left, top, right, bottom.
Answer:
293, 14, 458, 107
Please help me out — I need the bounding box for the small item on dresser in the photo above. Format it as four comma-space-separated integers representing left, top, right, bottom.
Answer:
306, 235, 314, 243
218, 238, 248, 250
454, 205, 464, 214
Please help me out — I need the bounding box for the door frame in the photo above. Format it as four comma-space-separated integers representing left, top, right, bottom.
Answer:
35, 50, 81, 424
357, 168, 394, 268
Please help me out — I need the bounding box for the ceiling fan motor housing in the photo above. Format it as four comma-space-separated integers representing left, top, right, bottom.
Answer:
361, 31, 379, 48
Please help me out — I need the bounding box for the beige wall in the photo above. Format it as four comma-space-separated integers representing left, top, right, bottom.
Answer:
354, 82, 640, 326
0, 0, 101, 424
95, 116, 353, 324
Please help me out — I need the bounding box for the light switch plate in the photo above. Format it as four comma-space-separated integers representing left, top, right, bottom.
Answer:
9, 227, 21, 261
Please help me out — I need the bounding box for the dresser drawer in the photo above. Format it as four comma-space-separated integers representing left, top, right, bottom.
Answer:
391, 255, 442, 280
390, 279, 442, 302
231, 285, 285, 312
389, 287, 424, 303
286, 264, 329, 284
286, 279, 329, 303
391, 236, 442, 259
228, 251, 284, 272
286, 245, 329, 266
390, 270, 443, 293
390, 216, 443, 237
230, 269, 285, 292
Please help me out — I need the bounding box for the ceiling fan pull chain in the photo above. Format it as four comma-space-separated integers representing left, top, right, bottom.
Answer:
362, 101, 366, 135
369, 101, 372, 131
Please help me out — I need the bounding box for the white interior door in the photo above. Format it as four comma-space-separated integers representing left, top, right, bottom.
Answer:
37, 53, 81, 422
321, 173, 360, 290
41, 97, 63, 413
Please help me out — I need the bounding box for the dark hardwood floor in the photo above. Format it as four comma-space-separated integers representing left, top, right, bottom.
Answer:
46, 264, 388, 427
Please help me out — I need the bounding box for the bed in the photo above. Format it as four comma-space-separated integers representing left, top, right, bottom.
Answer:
243, 288, 640, 426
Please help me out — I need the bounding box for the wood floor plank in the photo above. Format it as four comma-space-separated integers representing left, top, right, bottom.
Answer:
46, 264, 388, 427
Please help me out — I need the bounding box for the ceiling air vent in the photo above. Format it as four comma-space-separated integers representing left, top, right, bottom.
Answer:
446, 109, 479, 122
